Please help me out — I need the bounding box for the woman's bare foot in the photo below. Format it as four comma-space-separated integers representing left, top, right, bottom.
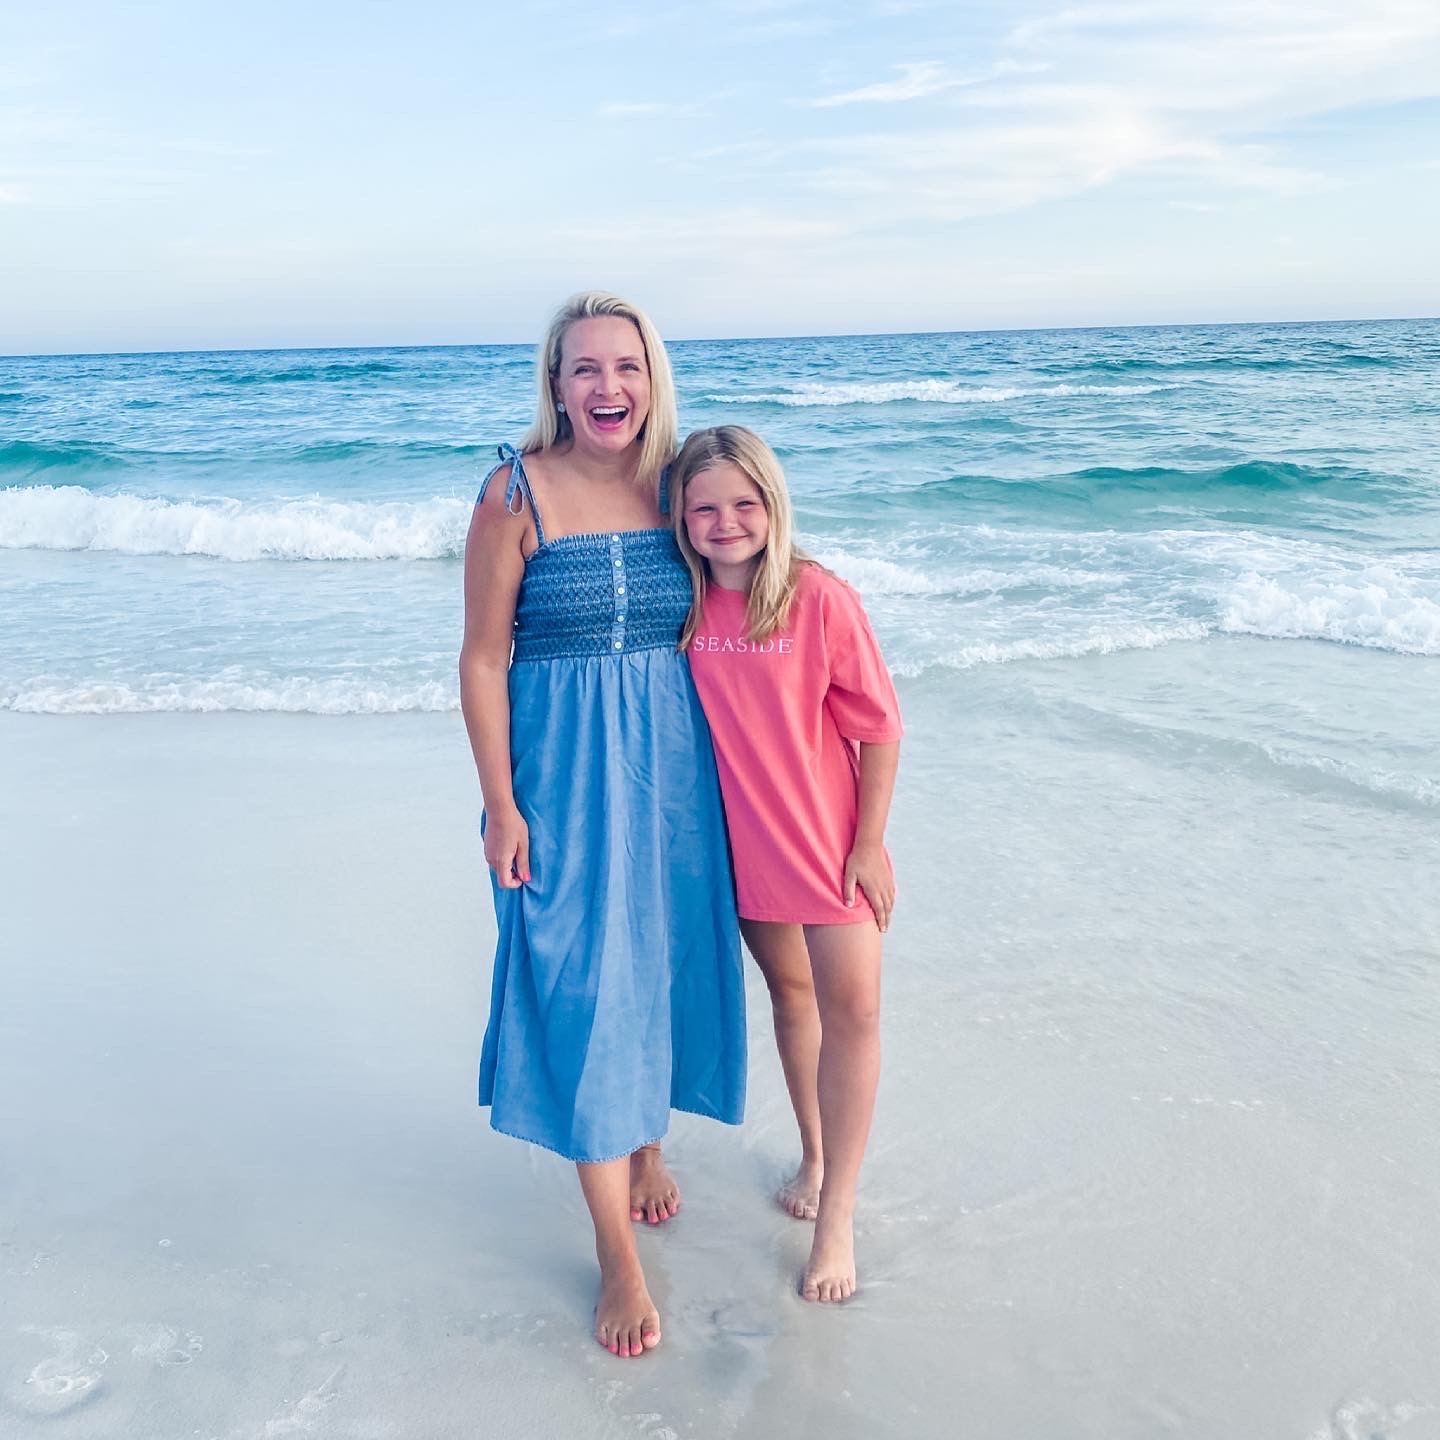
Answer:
801, 1210, 857, 1303
594, 1252, 662, 1357
776, 1158, 824, 1221
629, 1143, 680, 1224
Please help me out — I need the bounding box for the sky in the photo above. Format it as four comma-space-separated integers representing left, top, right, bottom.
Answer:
2, 0, 1439, 354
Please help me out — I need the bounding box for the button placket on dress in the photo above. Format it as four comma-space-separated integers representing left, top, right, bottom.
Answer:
609, 534, 627, 652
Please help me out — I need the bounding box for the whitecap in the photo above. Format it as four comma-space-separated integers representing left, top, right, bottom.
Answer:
3, 678, 459, 715
893, 621, 1212, 675
1220, 572, 1440, 655
0, 485, 472, 562
705, 380, 1175, 407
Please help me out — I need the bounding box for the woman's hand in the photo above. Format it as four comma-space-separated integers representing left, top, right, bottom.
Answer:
485, 804, 531, 888
843, 840, 895, 932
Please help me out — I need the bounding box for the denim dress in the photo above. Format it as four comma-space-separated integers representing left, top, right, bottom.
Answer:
476, 445, 746, 1162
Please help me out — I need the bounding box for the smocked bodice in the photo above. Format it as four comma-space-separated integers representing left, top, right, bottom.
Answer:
476, 443, 692, 665
512, 528, 692, 663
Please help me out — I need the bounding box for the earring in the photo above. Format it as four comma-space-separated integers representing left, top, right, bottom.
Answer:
556, 402, 566, 413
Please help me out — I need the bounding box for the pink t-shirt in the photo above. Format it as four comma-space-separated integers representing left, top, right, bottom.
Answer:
687, 564, 903, 925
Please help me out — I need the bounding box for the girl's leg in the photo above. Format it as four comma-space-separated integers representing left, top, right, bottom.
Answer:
801, 919, 882, 1302
741, 919, 825, 1219
577, 1158, 662, 1356
629, 1142, 680, 1224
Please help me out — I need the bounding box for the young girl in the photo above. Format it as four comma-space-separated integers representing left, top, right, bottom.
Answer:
671, 425, 902, 1304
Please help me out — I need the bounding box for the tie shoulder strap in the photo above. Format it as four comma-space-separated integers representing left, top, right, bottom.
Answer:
475, 443, 547, 548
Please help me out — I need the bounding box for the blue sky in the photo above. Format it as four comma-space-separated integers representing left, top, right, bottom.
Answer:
3, 0, 1438, 353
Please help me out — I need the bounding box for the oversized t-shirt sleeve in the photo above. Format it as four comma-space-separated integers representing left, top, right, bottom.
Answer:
820, 573, 904, 744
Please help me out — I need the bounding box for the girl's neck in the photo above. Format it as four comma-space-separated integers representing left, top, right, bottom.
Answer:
707, 556, 760, 593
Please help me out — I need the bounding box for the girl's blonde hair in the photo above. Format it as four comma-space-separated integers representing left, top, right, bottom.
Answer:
670, 425, 810, 649
519, 291, 678, 485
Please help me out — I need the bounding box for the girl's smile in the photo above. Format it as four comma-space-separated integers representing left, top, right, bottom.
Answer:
683, 461, 770, 590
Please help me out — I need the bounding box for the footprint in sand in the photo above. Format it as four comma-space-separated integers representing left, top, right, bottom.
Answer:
8, 1328, 108, 1417
124, 1323, 204, 1367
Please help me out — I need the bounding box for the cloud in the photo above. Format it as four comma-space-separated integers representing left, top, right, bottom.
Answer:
808, 59, 1039, 107
729, 1, 1440, 228
588, 209, 846, 253
598, 102, 677, 117
810, 61, 957, 106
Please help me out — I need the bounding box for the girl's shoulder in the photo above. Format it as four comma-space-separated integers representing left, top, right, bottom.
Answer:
794, 559, 864, 614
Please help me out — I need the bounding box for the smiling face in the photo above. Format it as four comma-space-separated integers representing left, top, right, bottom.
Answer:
553, 315, 652, 457
682, 460, 771, 589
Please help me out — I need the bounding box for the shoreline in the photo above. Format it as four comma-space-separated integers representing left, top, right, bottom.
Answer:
3, 693, 1438, 1437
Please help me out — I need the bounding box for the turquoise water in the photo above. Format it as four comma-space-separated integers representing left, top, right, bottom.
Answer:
4, 323, 1440, 1434
2, 318, 1437, 801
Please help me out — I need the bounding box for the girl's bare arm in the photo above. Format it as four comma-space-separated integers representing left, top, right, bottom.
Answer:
843, 739, 901, 931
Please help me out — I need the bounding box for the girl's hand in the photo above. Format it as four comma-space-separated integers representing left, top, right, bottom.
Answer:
844, 841, 895, 932
484, 804, 531, 889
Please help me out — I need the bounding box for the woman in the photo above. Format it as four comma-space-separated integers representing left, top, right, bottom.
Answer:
459, 292, 746, 1359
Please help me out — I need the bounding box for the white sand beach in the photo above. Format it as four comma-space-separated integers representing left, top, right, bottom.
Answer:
3, 651, 1439, 1438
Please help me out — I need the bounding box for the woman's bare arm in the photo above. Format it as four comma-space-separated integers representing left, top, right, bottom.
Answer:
459, 467, 531, 888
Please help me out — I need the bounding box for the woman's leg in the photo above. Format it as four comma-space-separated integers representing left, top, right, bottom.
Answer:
629, 1142, 680, 1224
801, 919, 882, 1302
578, 1158, 662, 1356
741, 918, 825, 1219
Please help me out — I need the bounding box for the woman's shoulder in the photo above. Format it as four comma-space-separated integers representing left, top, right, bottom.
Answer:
471, 444, 537, 540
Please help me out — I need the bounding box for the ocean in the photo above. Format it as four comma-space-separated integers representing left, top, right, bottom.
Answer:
3, 319, 1439, 1437
2, 320, 1437, 741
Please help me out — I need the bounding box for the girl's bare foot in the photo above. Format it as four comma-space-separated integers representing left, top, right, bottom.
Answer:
776, 1158, 823, 1221
801, 1210, 857, 1303
594, 1253, 662, 1357
629, 1143, 680, 1224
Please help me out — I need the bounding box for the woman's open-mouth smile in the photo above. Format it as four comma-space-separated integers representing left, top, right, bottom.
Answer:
589, 405, 630, 431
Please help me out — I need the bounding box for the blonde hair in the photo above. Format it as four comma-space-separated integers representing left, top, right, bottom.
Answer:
670, 425, 810, 649
519, 291, 678, 486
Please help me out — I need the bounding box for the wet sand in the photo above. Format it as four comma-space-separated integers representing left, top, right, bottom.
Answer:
2, 691, 1438, 1439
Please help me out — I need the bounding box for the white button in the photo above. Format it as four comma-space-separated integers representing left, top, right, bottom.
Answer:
611, 533, 620, 541
613, 559, 622, 568
613, 640, 623, 649
617, 585, 625, 594
617, 613, 625, 621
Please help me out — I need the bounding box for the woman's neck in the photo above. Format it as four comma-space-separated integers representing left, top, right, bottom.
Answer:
551, 440, 644, 488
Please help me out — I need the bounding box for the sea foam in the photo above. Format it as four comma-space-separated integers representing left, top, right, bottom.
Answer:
3, 677, 458, 715
1220, 572, 1440, 655
815, 550, 1112, 597
0, 486, 470, 561
895, 621, 1212, 676
705, 380, 1175, 407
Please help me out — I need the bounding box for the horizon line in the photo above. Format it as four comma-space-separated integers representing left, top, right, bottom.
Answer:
4, 312, 1437, 363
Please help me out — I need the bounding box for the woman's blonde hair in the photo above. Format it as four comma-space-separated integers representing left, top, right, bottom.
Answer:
670, 425, 810, 649
519, 291, 678, 485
